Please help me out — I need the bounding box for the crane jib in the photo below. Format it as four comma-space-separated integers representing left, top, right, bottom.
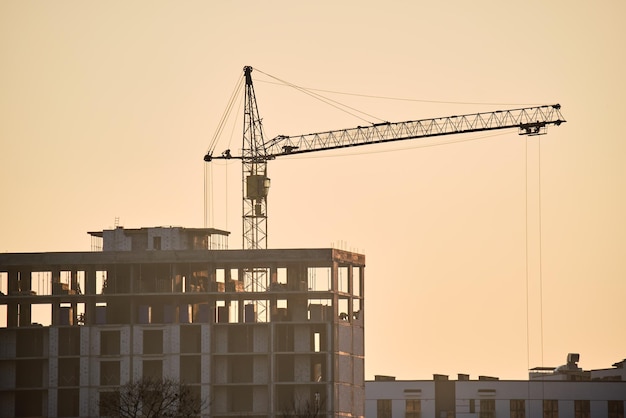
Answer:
205, 104, 566, 161
204, 105, 565, 162
259, 104, 565, 158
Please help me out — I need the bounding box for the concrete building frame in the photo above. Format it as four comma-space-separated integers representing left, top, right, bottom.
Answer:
0, 227, 365, 417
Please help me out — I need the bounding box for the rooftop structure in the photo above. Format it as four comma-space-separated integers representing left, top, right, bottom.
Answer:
88, 225, 230, 252
0, 226, 365, 417
366, 355, 626, 418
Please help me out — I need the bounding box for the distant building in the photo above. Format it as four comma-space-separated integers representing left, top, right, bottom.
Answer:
365, 354, 626, 418
0, 226, 365, 417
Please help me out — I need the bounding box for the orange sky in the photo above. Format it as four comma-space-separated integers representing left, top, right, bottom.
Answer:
1, 1, 624, 380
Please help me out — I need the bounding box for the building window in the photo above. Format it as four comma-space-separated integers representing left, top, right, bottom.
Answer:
143, 329, 163, 354
100, 330, 120, 355
99, 391, 120, 417
406, 399, 421, 418
575, 400, 590, 418
180, 325, 201, 353
57, 388, 79, 417
229, 386, 252, 412
15, 390, 43, 417
143, 359, 163, 380
153, 236, 161, 250
16, 328, 44, 357
377, 399, 392, 418
510, 399, 525, 418
58, 358, 80, 386
58, 327, 80, 356
100, 361, 120, 386
16, 359, 44, 388
609, 401, 624, 418
480, 399, 495, 418
180, 355, 201, 384
543, 399, 558, 418
469, 399, 475, 413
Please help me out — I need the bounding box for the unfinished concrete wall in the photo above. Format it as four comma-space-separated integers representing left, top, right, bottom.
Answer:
0, 247, 366, 417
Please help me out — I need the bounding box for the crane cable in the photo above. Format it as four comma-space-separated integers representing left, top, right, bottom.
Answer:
525, 136, 531, 401
254, 76, 543, 108
204, 74, 245, 228
253, 68, 384, 125
525, 135, 545, 400
207, 74, 245, 155
537, 136, 545, 399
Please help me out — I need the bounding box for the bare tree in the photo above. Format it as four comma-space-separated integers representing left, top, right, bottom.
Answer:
280, 393, 325, 418
99, 377, 207, 418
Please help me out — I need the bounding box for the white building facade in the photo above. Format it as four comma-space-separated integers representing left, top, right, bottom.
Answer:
366, 359, 626, 418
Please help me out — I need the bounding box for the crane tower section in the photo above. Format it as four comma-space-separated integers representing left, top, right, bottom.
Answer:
242, 66, 271, 251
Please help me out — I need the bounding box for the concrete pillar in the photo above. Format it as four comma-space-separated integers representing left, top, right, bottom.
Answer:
7, 269, 19, 293
331, 263, 340, 321
71, 270, 78, 325
51, 269, 60, 326
18, 270, 32, 326
18, 304, 31, 327
7, 270, 19, 327
19, 269, 31, 292
84, 268, 96, 325
48, 327, 58, 416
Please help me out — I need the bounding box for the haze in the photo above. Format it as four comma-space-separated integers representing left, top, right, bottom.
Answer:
1, 1, 624, 380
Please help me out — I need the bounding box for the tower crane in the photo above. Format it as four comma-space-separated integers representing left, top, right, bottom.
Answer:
204, 66, 566, 250
203, 66, 566, 313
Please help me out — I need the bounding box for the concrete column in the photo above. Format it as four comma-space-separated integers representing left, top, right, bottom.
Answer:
85, 268, 96, 295
331, 262, 338, 293
7, 269, 19, 327
19, 269, 32, 292
51, 269, 60, 326
18, 275, 32, 326
48, 327, 58, 416
7, 269, 19, 293
84, 268, 96, 325
18, 302, 32, 327
331, 263, 339, 321
71, 270, 78, 325
347, 266, 354, 319
237, 298, 244, 323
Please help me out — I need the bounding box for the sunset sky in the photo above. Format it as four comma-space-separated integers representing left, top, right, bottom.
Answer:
1, 1, 624, 380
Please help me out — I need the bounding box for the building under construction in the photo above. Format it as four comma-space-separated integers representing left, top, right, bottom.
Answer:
0, 226, 365, 417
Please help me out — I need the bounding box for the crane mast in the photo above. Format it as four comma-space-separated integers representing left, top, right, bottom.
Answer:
241, 66, 270, 251
239, 66, 271, 319
204, 66, 566, 314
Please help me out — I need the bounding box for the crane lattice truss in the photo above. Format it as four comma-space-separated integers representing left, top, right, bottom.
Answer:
264, 104, 565, 157
241, 66, 269, 251
239, 66, 270, 320
204, 67, 566, 318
